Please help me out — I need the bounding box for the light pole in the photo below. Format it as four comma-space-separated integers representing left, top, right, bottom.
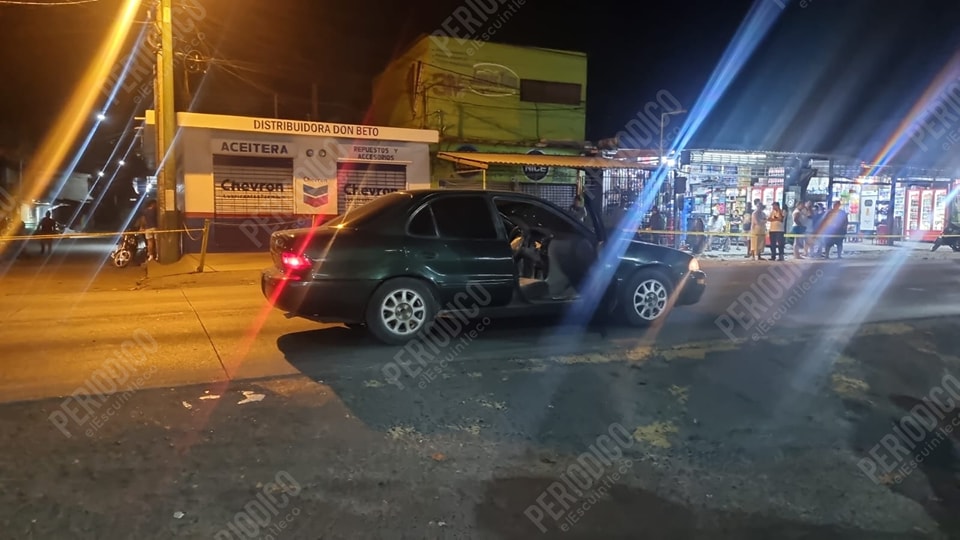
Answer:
153, 0, 180, 263
659, 109, 686, 245
659, 109, 687, 169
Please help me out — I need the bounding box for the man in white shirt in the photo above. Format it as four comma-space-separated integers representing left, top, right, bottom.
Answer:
708, 213, 729, 251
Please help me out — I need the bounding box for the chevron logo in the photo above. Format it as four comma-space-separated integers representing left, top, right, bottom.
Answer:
302, 183, 328, 207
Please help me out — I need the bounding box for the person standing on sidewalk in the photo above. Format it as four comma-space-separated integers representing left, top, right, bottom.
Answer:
822, 201, 849, 259
743, 201, 756, 258
791, 201, 811, 259
138, 200, 159, 262
648, 206, 666, 246
708, 213, 730, 251
750, 203, 768, 261
809, 204, 825, 257
767, 202, 786, 261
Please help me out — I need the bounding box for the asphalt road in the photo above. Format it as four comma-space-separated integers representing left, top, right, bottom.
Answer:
1, 255, 960, 537
1, 257, 959, 403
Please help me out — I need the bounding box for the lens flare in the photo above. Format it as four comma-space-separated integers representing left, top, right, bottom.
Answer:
0, 0, 142, 255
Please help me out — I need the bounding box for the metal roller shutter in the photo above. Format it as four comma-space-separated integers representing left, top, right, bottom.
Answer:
518, 182, 576, 209
212, 155, 294, 216
337, 162, 407, 214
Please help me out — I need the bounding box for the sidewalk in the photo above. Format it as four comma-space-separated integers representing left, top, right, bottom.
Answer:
692, 239, 958, 262
142, 250, 272, 288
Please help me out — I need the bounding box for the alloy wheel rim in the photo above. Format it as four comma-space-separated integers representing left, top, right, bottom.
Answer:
381, 288, 427, 335
633, 279, 668, 320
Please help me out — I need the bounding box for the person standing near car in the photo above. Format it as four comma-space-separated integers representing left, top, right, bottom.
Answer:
648, 206, 666, 245
36, 211, 58, 255
767, 202, 786, 261
750, 203, 767, 261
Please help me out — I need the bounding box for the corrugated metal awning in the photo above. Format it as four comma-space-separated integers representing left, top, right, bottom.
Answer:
436, 152, 657, 170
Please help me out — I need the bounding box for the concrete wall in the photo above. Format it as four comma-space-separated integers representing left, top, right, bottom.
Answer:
176, 124, 434, 252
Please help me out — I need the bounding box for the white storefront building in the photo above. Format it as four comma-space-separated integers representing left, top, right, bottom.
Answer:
145, 111, 438, 251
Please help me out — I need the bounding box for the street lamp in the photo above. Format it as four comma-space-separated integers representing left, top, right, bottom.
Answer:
96, 112, 107, 122
659, 109, 687, 167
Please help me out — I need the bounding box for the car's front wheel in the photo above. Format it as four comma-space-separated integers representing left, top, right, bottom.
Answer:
621, 269, 673, 326
365, 278, 437, 345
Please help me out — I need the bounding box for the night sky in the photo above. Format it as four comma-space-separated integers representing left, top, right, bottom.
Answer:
1, 0, 959, 177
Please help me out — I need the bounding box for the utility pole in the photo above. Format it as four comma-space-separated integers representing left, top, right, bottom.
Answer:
154, 0, 180, 263
659, 109, 686, 247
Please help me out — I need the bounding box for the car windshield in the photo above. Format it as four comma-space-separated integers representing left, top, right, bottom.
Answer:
321, 192, 412, 229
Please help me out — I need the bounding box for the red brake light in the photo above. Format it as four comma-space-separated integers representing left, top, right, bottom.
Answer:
281, 251, 311, 272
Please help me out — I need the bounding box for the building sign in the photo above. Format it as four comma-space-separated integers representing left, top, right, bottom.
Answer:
212, 139, 296, 157
177, 112, 440, 144
219, 180, 287, 193
337, 144, 403, 161
523, 149, 549, 181
294, 178, 338, 215
213, 177, 293, 215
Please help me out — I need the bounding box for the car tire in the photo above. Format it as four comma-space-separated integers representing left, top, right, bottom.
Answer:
365, 278, 437, 345
620, 268, 673, 327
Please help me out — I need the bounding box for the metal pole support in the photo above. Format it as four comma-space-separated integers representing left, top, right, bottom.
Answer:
196, 219, 210, 273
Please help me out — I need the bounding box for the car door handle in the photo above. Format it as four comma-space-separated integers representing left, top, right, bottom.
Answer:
419, 251, 438, 260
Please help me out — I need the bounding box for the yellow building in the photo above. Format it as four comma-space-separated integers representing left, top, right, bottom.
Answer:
369, 35, 592, 195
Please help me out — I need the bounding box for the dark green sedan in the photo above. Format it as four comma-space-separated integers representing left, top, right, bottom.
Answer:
262, 189, 706, 345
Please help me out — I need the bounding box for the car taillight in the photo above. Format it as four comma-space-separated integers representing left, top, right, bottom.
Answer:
281, 251, 311, 274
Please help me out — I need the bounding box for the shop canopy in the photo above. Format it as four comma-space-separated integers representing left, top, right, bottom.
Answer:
436, 151, 658, 170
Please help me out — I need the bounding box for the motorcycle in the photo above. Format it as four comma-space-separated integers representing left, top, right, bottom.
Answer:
931, 223, 960, 252
110, 232, 144, 268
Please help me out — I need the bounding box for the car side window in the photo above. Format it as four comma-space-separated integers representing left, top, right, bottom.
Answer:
494, 198, 580, 235
430, 196, 498, 240
407, 204, 437, 237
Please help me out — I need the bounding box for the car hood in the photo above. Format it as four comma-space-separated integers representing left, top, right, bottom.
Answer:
608, 233, 694, 267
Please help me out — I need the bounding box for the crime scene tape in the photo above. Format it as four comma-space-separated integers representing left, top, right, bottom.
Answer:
621, 229, 956, 239
0, 228, 204, 241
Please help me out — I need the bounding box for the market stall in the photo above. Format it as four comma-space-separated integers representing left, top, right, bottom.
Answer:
894, 177, 952, 241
